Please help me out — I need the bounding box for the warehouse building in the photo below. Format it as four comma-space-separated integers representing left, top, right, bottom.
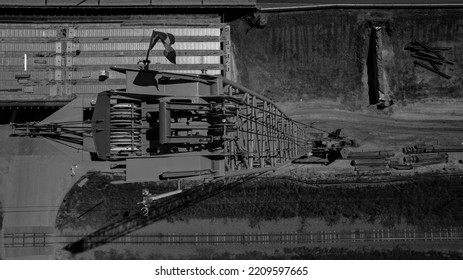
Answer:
0, 0, 256, 122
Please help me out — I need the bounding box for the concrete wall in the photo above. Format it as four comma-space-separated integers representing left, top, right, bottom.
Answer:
231, 9, 463, 108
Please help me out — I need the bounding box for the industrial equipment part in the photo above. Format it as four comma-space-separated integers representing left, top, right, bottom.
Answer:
11, 66, 310, 183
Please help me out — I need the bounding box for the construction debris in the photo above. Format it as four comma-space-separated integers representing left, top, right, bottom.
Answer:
390, 163, 413, 170
403, 144, 463, 154
309, 129, 357, 164
414, 61, 451, 79
403, 153, 448, 167
15, 74, 31, 79
405, 40, 453, 79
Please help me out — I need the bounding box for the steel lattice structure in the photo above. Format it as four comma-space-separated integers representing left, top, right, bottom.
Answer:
221, 79, 307, 174
11, 65, 311, 254
12, 66, 310, 183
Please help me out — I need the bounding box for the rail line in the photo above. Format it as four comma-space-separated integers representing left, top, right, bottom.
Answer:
4, 228, 463, 248
3, 232, 53, 248
63, 172, 270, 254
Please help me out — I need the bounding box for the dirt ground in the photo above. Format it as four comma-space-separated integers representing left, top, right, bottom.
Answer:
2, 96, 463, 259
281, 98, 463, 150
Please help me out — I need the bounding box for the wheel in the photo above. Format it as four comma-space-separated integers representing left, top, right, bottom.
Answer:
140, 206, 149, 217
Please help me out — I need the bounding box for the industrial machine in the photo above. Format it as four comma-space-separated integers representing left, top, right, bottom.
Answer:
11, 63, 313, 253
9, 29, 312, 253
11, 66, 309, 183
293, 129, 358, 165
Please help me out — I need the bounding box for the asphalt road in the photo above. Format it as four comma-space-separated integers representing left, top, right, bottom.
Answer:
0, 125, 110, 259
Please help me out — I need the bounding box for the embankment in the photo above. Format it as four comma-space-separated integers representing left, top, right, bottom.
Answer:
231, 9, 463, 108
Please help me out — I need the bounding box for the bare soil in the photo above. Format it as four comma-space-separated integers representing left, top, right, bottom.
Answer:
281, 99, 463, 152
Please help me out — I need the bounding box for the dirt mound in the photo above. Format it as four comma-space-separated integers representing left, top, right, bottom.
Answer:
231, 9, 463, 109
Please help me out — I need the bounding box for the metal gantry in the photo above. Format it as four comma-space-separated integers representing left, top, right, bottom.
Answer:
221, 79, 307, 174
11, 67, 310, 182
10, 66, 311, 254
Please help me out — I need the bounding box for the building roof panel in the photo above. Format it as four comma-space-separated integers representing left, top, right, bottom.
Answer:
1, 0, 256, 7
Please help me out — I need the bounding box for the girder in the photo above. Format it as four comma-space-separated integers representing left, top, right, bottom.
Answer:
11, 67, 310, 182
220, 79, 308, 173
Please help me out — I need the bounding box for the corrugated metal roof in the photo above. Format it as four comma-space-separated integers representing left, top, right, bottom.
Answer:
73, 27, 221, 37
76, 42, 221, 51
0, 29, 56, 37
0, 71, 50, 80
0, 85, 50, 95
0, 21, 230, 102
0, 0, 256, 7
72, 55, 220, 65
0, 43, 56, 52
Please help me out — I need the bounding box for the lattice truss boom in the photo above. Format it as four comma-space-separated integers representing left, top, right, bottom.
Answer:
11, 68, 310, 182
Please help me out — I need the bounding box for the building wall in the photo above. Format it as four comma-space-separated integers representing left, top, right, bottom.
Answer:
231, 9, 463, 108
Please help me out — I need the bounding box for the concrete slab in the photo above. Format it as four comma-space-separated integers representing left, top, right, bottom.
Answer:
0, 125, 97, 259
5, 247, 54, 259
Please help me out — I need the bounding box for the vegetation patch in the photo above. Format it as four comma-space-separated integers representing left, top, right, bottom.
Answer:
90, 246, 463, 260
177, 175, 463, 228
57, 172, 463, 230
56, 172, 186, 230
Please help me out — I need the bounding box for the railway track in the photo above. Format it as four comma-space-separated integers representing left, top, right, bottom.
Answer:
4, 228, 463, 248
3, 232, 53, 248
63, 173, 269, 254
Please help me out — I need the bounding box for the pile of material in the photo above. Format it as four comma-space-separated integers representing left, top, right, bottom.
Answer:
346, 150, 394, 172
403, 153, 448, 167
346, 150, 394, 159
404, 40, 453, 79
403, 144, 463, 154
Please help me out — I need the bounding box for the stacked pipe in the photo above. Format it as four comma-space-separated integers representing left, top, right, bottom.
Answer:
403, 144, 463, 154
346, 150, 394, 159
403, 153, 448, 167
390, 163, 413, 170
433, 146, 463, 153
110, 102, 142, 153
404, 40, 453, 79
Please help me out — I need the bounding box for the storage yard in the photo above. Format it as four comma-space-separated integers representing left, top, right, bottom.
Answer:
1, 0, 463, 260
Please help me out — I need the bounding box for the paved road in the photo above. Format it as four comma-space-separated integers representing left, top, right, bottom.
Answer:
0, 126, 78, 259
0, 125, 106, 259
